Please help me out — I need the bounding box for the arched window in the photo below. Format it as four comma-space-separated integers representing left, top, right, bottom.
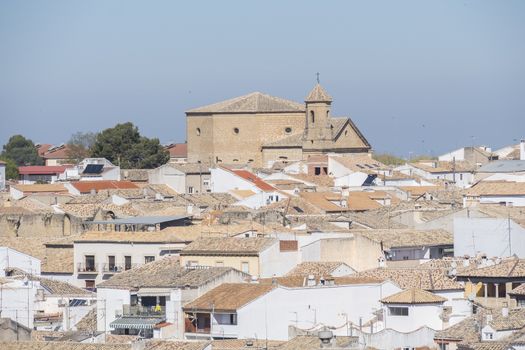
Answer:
310, 111, 315, 123
233, 127, 239, 134
196, 128, 201, 136
326, 111, 329, 119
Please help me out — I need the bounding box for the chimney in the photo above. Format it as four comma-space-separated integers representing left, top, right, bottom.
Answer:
502, 302, 509, 317
520, 139, 525, 161
307, 275, 316, 287
318, 330, 334, 348
463, 255, 470, 267
378, 257, 386, 268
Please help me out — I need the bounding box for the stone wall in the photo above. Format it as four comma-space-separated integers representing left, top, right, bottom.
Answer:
0, 213, 84, 238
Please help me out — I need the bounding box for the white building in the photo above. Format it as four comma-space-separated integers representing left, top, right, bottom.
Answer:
464, 181, 525, 207
396, 161, 475, 189
0, 247, 41, 276
96, 257, 247, 339
0, 278, 37, 329
0, 160, 5, 190
148, 163, 211, 194
211, 166, 286, 209
380, 288, 447, 333
454, 216, 525, 258
183, 280, 402, 341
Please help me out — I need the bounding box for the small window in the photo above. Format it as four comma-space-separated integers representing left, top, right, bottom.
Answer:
233, 127, 239, 134
460, 174, 463, 180
144, 256, 155, 264
196, 128, 201, 136
285, 127, 292, 134
310, 111, 315, 123
389, 307, 409, 316
188, 186, 194, 194
241, 262, 249, 273
345, 130, 348, 136
314, 167, 321, 175
124, 256, 132, 270
85, 280, 95, 290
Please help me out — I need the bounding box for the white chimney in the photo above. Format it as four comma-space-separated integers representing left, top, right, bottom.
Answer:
307, 275, 316, 287
520, 139, 525, 161
378, 257, 386, 268
502, 302, 509, 317
463, 256, 470, 267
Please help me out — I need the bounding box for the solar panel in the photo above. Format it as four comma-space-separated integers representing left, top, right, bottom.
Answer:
293, 206, 304, 213
83, 164, 104, 174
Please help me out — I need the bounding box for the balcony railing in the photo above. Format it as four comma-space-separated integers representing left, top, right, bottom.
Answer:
102, 263, 143, 273
123, 304, 166, 317
77, 263, 98, 273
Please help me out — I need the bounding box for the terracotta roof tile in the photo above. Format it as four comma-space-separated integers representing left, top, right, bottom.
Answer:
181, 237, 277, 256
71, 181, 139, 194
381, 288, 446, 304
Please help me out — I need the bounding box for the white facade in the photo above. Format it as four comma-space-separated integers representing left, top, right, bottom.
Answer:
205, 281, 401, 341
233, 190, 285, 210
454, 217, 525, 258
149, 164, 187, 193
0, 279, 36, 329
334, 172, 370, 187
382, 303, 444, 333
0, 247, 41, 276
395, 164, 475, 189
73, 241, 187, 287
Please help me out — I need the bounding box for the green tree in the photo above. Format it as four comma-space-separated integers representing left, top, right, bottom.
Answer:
372, 153, 406, 166
1, 135, 43, 166
0, 157, 19, 180
66, 131, 98, 163
90, 122, 169, 169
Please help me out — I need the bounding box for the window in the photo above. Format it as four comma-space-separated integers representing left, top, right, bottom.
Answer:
460, 174, 463, 180
389, 307, 409, 316
310, 111, 315, 123
187, 260, 199, 267
145, 256, 155, 264
241, 262, 249, 273
85, 280, 95, 290
314, 167, 321, 175
196, 128, 201, 136
124, 256, 132, 270
345, 130, 348, 136
108, 256, 115, 271
85, 255, 95, 271
484, 332, 493, 340
285, 127, 292, 134
233, 127, 239, 134
188, 186, 194, 194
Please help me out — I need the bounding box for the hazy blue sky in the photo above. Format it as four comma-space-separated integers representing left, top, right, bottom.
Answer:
1, 0, 524, 157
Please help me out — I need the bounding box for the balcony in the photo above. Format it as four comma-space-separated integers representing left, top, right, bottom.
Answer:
185, 318, 210, 334
102, 263, 143, 274
123, 304, 166, 317
77, 263, 98, 274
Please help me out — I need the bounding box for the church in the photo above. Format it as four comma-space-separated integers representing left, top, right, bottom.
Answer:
186, 83, 371, 167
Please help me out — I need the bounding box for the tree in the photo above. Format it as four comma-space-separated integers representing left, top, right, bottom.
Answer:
1, 135, 43, 166
0, 157, 19, 180
372, 153, 406, 166
90, 122, 169, 169
66, 131, 97, 163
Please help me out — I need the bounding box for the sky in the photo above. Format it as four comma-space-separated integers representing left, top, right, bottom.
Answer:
1, 0, 524, 158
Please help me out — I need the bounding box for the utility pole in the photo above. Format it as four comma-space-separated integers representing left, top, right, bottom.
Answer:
508, 212, 512, 257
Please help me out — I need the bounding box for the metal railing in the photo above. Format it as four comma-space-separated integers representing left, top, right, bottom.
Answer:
123, 304, 166, 317
77, 263, 97, 273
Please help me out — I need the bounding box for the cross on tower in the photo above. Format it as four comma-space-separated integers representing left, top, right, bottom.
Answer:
316, 72, 320, 84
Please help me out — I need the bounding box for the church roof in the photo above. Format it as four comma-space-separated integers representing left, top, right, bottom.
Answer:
305, 83, 332, 102
262, 133, 304, 148
186, 92, 305, 114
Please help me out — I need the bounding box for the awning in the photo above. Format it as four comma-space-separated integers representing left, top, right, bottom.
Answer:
110, 316, 165, 330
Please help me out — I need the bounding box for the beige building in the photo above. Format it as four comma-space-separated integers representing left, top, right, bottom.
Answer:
186, 84, 371, 167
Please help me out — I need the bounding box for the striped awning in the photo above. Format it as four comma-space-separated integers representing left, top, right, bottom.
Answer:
110, 316, 165, 330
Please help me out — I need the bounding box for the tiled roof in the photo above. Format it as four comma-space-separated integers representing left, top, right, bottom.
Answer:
8, 271, 92, 296
509, 283, 525, 296
42, 145, 71, 159
456, 257, 525, 278
478, 160, 525, 173
181, 237, 277, 256
166, 143, 188, 158
0, 342, 130, 350
98, 256, 238, 289
163, 163, 210, 174
352, 229, 453, 249
230, 169, 276, 191
299, 192, 351, 213
331, 155, 387, 173
262, 196, 325, 215
12, 184, 68, 194
73, 231, 187, 244
187, 92, 305, 114
262, 133, 304, 148
211, 339, 285, 349
380, 288, 446, 304
70, 181, 139, 193
410, 161, 476, 173
285, 262, 352, 277
120, 169, 149, 182
305, 83, 332, 102
183, 283, 275, 312
258, 276, 384, 288
75, 308, 97, 333
466, 181, 525, 196
351, 267, 462, 291
289, 174, 334, 187
457, 343, 515, 350
18, 166, 70, 175
434, 313, 483, 342
279, 335, 358, 350
489, 308, 525, 331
